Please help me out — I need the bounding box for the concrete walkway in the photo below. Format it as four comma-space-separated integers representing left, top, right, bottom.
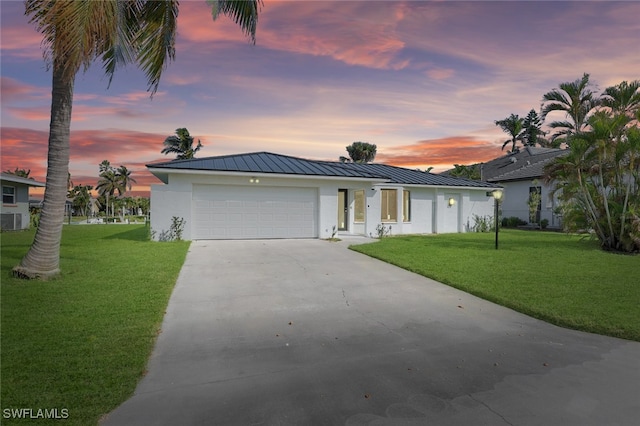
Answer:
102, 238, 640, 425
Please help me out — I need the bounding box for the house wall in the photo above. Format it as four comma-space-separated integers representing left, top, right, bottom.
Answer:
150, 173, 372, 240
364, 186, 495, 236
149, 172, 498, 240
501, 180, 561, 227
1, 183, 30, 230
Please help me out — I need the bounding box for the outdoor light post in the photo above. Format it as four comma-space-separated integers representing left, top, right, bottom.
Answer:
492, 189, 503, 249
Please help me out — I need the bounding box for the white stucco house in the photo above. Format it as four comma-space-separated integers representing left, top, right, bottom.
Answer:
147, 152, 502, 241
1, 172, 46, 231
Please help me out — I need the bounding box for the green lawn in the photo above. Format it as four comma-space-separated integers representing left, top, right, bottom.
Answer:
351, 230, 640, 342
1, 225, 190, 425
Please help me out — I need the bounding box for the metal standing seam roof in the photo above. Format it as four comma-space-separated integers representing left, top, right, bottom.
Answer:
147, 152, 380, 178
147, 152, 500, 188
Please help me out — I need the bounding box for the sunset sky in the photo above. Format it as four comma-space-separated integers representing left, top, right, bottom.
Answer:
1, 0, 639, 197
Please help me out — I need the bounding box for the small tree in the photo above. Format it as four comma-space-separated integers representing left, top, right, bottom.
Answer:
342, 142, 377, 163
3, 168, 31, 178
528, 181, 542, 227
449, 164, 481, 180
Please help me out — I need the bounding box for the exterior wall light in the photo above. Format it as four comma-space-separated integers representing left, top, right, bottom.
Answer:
249, 177, 260, 183
448, 197, 456, 207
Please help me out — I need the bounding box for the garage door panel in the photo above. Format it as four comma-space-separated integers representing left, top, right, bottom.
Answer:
193, 185, 317, 240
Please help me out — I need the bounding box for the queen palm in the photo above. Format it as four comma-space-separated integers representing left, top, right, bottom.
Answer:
161, 128, 203, 160
14, 1, 261, 279
117, 165, 137, 195
494, 114, 524, 153
96, 168, 124, 219
541, 73, 599, 145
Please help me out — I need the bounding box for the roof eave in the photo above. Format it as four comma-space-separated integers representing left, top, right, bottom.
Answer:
146, 167, 388, 183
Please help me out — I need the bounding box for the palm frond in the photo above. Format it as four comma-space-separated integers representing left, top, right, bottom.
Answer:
208, 0, 262, 44
135, 0, 179, 94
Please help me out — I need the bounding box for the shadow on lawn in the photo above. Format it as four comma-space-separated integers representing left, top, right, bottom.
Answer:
101, 226, 150, 242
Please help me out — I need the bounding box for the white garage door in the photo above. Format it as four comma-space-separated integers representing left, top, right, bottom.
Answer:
193, 184, 318, 239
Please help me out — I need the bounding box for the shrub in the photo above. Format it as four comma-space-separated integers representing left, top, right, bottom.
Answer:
541, 219, 549, 229
502, 216, 527, 228
371, 223, 392, 238
472, 214, 494, 232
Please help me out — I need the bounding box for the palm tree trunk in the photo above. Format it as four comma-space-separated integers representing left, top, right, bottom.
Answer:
13, 62, 74, 279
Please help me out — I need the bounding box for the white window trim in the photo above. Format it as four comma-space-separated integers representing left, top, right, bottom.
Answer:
2, 185, 16, 205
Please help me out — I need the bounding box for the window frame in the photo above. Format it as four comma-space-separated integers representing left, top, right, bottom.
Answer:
402, 190, 411, 222
354, 190, 365, 223
2, 185, 16, 204
380, 189, 398, 223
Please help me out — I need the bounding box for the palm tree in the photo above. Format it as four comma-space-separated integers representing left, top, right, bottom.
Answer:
544, 110, 640, 252
541, 73, 599, 145
494, 114, 524, 153
96, 168, 124, 219
343, 142, 377, 163
116, 165, 137, 195
161, 128, 203, 160
602, 80, 640, 120
14, 1, 261, 279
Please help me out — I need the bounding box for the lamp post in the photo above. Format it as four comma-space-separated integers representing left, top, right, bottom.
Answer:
492, 189, 503, 249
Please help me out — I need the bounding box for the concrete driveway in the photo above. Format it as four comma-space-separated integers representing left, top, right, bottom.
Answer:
102, 238, 640, 425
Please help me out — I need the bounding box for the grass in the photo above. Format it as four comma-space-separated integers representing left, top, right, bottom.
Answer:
1, 225, 190, 425
351, 230, 640, 342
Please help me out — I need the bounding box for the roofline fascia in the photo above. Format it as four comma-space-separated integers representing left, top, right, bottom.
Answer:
0, 175, 46, 187
380, 183, 503, 190
146, 167, 389, 184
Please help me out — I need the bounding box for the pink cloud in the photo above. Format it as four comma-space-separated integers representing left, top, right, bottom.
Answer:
175, 0, 410, 70
0, 77, 49, 102
1, 127, 186, 197
377, 136, 502, 171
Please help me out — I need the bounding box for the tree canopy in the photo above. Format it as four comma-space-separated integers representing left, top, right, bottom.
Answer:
341, 142, 377, 163
161, 128, 203, 160
15, 0, 261, 279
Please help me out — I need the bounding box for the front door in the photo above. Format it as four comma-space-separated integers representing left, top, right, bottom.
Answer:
338, 189, 348, 231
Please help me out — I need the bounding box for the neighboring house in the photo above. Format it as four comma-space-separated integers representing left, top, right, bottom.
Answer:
479, 147, 568, 227
1, 173, 46, 230
147, 152, 501, 241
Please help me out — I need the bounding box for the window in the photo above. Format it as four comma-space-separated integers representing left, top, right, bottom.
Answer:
2, 186, 15, 204
380, 189, 397, 222
402, 190, 411, 222
529, 186, 542, 223
354, 190, 365, 223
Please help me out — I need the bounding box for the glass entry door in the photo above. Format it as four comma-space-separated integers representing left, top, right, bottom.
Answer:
338, 189, 348, 231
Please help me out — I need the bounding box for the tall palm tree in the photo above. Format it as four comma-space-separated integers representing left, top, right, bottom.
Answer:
541, 73, 599, 145
494, 114, 524, 153
161, 128, 203, 160
14, 0, 261, 279
96, 168, 124, 219
116, 165, 137, 195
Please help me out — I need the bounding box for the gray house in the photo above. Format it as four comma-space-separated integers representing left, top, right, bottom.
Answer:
481, 148, 567, 227
147, 152, 501, 241
1, 173, 46, 230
